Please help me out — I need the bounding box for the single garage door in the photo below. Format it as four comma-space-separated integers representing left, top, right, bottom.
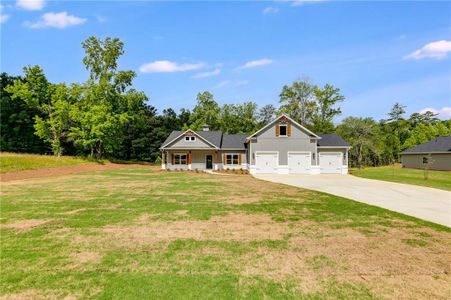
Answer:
288, 152, 311, 173
255, 152, 278, 173
319, 152, 342, 173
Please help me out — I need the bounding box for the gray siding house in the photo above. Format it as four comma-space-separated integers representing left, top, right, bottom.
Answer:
160, 114, 351, 174
401, 136, 451, 171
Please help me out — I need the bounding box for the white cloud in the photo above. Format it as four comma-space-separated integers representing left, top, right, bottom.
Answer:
262, 7, 280, 15
26, 11, 86, 29
419, 107, 451, 119
0, 5, 9, 23
404, 40, 451, 60
214, 81, 230, 89
17, 0, 45, 10
192, 68, 220, 79
291, 0, 326, 7
238, 58, 273, 69
139, 60, 205, 73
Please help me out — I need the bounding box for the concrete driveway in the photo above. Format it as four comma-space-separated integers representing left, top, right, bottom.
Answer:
254, 174, 451, 227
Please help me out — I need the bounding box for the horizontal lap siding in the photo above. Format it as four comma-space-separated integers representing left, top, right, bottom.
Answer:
402, 153, 451, 171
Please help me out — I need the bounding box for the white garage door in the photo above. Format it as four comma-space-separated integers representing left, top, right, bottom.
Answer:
255, 152, 278, 173
288, 152, 311, 173
319, 152, 342, 173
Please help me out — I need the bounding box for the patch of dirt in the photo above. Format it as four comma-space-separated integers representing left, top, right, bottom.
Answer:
0, 163, 148, 182
1, 219, 56, 232
101, 213, 288, 245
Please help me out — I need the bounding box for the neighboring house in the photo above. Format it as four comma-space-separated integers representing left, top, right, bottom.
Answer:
160, 114, 351, 174
401, 135, 451, 171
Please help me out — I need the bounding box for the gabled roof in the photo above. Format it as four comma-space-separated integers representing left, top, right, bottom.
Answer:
317, 134, 350, 147
401, 136, 451, 154
161, 129, 222, 149
247, 114, 320, 139
221, 134, 248, 149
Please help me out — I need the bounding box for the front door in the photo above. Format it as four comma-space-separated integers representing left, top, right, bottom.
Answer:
206, 155, 213, 169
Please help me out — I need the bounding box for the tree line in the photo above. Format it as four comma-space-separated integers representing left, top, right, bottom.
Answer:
1, 36, 450, 166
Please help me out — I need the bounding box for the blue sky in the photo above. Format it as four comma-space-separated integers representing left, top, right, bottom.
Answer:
1, 0, 450, 121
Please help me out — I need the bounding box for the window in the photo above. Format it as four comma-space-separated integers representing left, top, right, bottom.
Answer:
279, 123, 287, 136
225, 154, 239, 165
174, 154, 187, 165
185, 136, 196, 142
310, 139, 316, 143
312, 153, 316, 161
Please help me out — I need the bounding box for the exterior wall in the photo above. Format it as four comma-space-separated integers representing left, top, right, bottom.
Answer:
249, 122, 318, 166
165, 134, 213, 149
163, 149, 247, 170
219, 150, 247, 170
401, 153, 451, 171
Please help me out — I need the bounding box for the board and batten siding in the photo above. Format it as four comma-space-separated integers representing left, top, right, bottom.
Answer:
401, 153, 451, 171
250, 122, 317, 166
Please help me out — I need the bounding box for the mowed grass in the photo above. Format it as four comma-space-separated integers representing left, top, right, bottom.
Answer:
350, 165, 451, 191
1, 167, 450, 299
0, 152, 94, 173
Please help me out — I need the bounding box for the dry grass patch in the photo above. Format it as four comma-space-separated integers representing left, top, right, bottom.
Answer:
1, 219, 56, 232
102, 213, 289, 246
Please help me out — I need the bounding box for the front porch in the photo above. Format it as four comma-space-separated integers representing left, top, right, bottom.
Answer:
161, 150, 220, 171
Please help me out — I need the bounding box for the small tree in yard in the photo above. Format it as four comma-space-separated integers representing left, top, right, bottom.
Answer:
423, 153, 434, 181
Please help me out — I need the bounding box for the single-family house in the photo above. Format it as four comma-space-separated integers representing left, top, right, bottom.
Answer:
160, 114, 351, 174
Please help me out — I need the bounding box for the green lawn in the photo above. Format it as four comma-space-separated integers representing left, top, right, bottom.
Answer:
350, 166, 451, 191
1, 167, 450, 299
0, 152, 94, 173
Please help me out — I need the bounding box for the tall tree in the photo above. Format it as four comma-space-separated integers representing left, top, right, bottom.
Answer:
279, 79, 316, 126
336, 117, 381, 168
189, 91, 221, 130
0, 73, 46, 153
219, 102, 258, 134
70, 36, 140, 158
311, 84, 344, 133
257, 104, 276, 126
5, 66, 72, 156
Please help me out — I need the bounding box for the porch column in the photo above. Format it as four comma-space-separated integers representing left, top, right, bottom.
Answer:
188, 151, 192, 170
214, 150, 218, 170
161, 151, 166, 170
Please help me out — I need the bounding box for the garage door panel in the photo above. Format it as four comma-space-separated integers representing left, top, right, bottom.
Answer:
288, 152, 311, 173
319, 153, 342, 174
255, 152, 278, 173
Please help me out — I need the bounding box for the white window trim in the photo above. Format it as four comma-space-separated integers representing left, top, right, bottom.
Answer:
185, 136, 196, 142
173, 153, 188, 165
224, 153, 240, 165
279, 123, 288, 137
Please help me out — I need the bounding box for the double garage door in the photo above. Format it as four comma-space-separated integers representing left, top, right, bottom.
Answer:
255, 151, 343, 174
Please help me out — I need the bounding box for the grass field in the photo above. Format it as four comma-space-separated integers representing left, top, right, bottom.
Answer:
1, 167, 450, 299
0, 152, 94, 174
350, 166, 451, 191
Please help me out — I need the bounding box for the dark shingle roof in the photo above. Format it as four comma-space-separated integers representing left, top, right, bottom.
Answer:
161, 131, 183, 147
161, 130, 223, 148
221, 134, 248, 149
317, 134, 350, 147
402, 136, 451, 154
196, 131, 223, 148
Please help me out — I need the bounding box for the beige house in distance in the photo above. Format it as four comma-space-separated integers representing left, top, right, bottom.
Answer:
401, 135, 451, 171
